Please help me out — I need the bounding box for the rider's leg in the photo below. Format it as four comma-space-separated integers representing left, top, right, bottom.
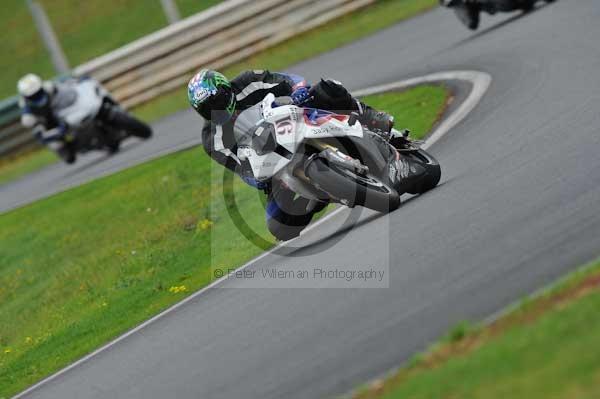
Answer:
265, 183, 328, 241
308, 79, 395, 134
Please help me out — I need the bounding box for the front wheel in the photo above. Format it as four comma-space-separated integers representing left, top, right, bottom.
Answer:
401, 149, 441, 195
305, 158, 401, 213
56, 145, 76, 164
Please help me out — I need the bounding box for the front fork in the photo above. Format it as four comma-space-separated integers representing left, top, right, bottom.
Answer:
305, 141, 370, 175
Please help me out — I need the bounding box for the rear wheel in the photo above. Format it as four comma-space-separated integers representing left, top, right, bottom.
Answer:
109, 110, 152, 139
305, 158, 400, 213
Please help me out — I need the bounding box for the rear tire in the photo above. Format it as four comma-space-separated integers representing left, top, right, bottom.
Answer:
110, 110, 152, 139
305, 158, 400, 213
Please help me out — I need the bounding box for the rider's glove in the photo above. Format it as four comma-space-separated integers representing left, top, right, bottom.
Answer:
290, 87, 311, 106
38, 122, 69, 143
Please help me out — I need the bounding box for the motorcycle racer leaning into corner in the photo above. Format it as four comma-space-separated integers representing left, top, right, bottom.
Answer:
17, 73, 81, 163
188, 69, 424, 241
17, 73, 152, 164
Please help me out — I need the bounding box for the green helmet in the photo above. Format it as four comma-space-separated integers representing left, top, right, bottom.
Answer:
188, 69, 236, 124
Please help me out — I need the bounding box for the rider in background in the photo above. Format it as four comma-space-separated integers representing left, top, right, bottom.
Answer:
187, 69, 395, 241
440, 0, 542, 30
17, 73, 77, 163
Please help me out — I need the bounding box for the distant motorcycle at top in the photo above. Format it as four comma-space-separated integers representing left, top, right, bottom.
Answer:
17, 74, 152, 164
440, 0, 555, 30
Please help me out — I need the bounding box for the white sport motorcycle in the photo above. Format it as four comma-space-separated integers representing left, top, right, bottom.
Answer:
46, 78, 152, 163
234, 93, 441, 212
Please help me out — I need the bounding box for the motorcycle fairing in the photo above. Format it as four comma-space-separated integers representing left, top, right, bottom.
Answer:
236, 93, 365, 180
56, 80, 103, 127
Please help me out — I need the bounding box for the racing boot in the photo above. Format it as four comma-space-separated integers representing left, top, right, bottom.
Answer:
359, 108, 395, 136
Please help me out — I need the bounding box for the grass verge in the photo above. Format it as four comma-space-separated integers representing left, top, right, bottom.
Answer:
353, 259, 600, 399
0, 85, 449, 397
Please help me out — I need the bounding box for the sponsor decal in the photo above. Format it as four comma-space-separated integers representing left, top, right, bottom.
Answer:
311, 125, 344, 135
303, 109, 348, 126
193, 86, 215, 104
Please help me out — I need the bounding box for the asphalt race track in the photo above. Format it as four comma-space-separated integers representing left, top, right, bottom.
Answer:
12, 1, 600, 398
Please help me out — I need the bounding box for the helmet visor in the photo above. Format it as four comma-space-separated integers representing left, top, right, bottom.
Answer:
197, 86, 235, 123
27, 89, 48, 108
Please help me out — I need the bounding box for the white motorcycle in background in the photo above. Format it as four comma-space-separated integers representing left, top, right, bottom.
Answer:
47, 78, 152, 163
234, 93, 441, 212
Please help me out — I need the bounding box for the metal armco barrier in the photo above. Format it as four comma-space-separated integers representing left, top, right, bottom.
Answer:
0, 0, 375, 156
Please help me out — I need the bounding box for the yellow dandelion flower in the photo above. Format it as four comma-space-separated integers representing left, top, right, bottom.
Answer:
169, 285, 187, 293
4, 348, 11, 354
197, 219, 213, 231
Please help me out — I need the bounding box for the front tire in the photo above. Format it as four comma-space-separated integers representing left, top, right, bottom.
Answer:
402, 149, 441, 195
109, 110, 152, 139
305, 158, 401, 213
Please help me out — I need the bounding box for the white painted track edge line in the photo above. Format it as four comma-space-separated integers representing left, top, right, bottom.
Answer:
12, 70, 491, 399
